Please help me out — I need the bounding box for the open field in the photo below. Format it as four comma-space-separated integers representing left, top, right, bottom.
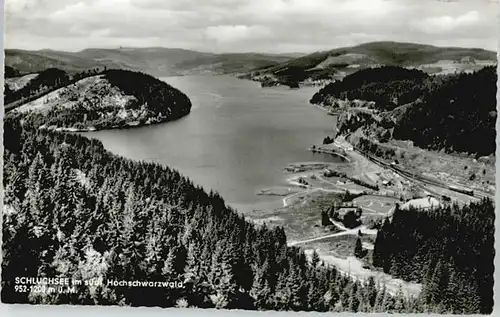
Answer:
254, 189, 343, 241
5, 73, 39, 91
353, 195, 399, 215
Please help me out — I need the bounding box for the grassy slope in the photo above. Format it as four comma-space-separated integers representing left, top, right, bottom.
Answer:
250, 41, 497, 81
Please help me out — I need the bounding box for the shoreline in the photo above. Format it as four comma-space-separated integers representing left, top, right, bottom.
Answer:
309, 146, 351, 162
37, 111, 191, 133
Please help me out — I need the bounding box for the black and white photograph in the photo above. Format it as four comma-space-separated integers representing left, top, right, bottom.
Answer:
1, 0, 497, 315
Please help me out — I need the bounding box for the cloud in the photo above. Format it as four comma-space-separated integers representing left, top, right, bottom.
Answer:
205, 25, 272, 43
4, 0, 498, 52
411, 10, 482, 34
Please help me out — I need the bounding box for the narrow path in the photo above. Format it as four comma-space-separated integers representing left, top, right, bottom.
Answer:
288, 220, 376, 246
288, 229, 358, 246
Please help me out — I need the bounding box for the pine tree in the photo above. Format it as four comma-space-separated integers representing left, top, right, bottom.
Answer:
250, 266, 270, 309
321, 209, 332, 226
366, 276, 377, 308
348, 282, 360, 312
382, 289, 396, 312
372, 220, 388, 267
354, 237, 364, 258
311, 250, 320, 268
394, 285, 406, 313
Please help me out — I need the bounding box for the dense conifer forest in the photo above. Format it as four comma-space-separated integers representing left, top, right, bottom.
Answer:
310, 66, 429, 110
392, 66, 496, 156
101, 69, 192, 120
312, 66, 496, 156
372, 200, 494, 314
4, 68, 70, 104
3, 117, 421, 312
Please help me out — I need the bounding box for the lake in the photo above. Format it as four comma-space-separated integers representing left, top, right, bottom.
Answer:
86, 75, 343, 214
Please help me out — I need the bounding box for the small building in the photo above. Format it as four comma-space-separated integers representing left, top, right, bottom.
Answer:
329, 204, 363, 228
336, 207, 362, 218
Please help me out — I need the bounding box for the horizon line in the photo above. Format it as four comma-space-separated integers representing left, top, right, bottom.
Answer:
4, 40, 498, 55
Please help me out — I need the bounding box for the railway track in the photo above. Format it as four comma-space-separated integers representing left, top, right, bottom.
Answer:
353, 147, 493, 200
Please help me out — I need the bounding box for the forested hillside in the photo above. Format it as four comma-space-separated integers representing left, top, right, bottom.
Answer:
392, 66, 496, 155
313, 66, 497, 156
4, 68, 70, 104
5, 66, 21, 78
372, 199, 494, 314
4, 67, 108, 110
311, 66, 429, 110
246, 41, 496, 83
3, 119, 415, 312
7, 69, 192, 131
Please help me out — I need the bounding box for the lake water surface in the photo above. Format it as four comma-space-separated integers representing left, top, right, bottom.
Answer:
87, 75, 342, 214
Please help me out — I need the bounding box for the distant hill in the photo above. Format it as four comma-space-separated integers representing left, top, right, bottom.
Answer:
75, 47, 213, 75
171, 53, 296, 75
5, 47, 298, 77
7, 69, 192, 131
245, 41, 497, 85
5, 49, 119, 74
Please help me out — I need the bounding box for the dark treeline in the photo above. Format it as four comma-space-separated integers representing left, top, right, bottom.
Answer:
102, 69, 191, 119
310, 66, 429, 110
3, 118, 419, 312
392, 66, 497, 156
372, 199, 494, 314
5, 66, 21, 78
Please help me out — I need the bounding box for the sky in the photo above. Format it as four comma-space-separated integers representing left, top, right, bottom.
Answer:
4, 0, 499, 53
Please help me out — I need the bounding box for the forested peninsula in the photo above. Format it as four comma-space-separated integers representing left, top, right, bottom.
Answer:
6, 69, 192, 131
